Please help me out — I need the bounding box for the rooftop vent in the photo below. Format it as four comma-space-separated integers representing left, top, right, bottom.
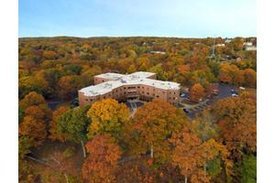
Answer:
121, 79, 127, 83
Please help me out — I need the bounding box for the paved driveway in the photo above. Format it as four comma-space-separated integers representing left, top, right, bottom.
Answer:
181, 83, 237, 119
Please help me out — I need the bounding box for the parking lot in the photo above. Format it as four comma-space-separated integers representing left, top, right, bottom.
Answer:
180, 83, 239, 118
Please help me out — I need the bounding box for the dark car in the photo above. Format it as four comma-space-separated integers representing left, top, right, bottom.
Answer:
70, 98, 79, 107
180, 92, 189, 98
183, 108, 190, 113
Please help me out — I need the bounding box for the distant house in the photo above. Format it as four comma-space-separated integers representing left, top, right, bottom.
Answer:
243, 42, 253, 47
225, 39, 232, 43
215, 43, 225, 47
243, 42, 256, 51
150, 50, 166, 55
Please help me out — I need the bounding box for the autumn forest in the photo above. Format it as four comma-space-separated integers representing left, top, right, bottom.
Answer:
19, 37, 256, 183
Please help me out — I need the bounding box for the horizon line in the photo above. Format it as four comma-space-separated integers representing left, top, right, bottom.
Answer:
19, 34, 257, 39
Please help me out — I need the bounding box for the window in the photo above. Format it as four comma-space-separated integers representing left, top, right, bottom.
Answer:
90, 99, 93, 102
156, 95, 159, 98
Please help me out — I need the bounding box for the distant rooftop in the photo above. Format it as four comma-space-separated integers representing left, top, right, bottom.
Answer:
79, 71, 180, 96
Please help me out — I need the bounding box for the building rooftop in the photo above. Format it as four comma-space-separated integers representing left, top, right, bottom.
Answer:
95, 71, 156, 81
95, 72, 125, 80
79, 72, 180, 96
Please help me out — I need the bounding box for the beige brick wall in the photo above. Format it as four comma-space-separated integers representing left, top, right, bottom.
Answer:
79, 83, 179, 106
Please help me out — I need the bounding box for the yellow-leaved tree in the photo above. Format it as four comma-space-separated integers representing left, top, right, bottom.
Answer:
87, 98, 130, 141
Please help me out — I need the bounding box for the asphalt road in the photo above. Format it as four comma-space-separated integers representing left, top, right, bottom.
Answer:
182, 83, 238, 118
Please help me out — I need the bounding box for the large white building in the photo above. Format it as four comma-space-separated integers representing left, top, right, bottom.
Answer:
78, 71, 180, 106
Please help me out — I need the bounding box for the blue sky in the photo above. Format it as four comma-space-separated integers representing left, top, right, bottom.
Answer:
19, 0, 256, 38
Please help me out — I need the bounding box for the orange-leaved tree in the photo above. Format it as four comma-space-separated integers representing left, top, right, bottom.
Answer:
189, 83, 205, 102
19, 116, 47, 146
82, 135, 121, 183
169, 129, 232, 183
211, 92, 256, 158
127, 99, 189, 163
19, 91, 47, 110
19, 92, 51, 146
243, 68, 256, 88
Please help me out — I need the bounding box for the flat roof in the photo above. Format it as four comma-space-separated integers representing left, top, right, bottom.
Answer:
95, 71, 155, 81
94, 72, 125, 80
79, 72, 180, 96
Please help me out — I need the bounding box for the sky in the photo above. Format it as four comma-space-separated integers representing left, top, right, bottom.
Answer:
19, 0, 256, 38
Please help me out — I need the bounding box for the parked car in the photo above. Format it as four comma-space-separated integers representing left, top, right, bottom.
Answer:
180, 93, 188, 98
231, 88, 239, 95
231, 93, 238, 97
183, 108, 190, 113
239, 86, 246, 90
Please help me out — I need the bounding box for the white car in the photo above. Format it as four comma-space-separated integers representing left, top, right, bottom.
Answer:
232, 93, 238, 97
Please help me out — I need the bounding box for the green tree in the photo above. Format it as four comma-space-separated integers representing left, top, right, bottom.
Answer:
57, 106, 90, 157
64, 64, 83, 75
241, 155, 256, 183
49, 106, 70, 142
19, 136, 34, 159
191, 111, 218, 142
